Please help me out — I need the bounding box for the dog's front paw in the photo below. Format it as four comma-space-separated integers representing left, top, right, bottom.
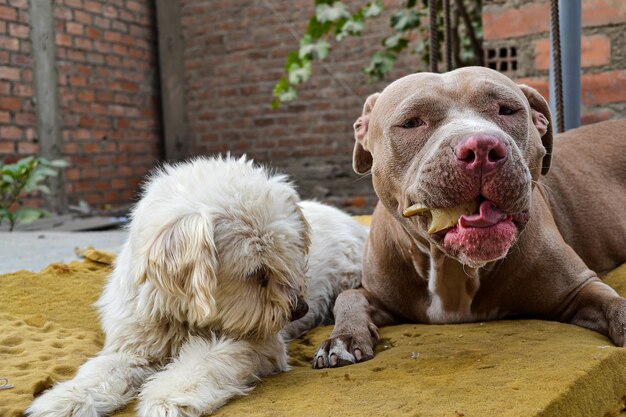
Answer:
137, 400, 200, 417
27, 386, 96, 417
607, 297, 626, 347
313, 324, 378, 369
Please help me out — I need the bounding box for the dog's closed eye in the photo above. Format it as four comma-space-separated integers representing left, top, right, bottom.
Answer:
248, 266, 269, 287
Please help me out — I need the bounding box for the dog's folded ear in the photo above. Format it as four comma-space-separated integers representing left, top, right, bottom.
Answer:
353, 92, 380, 175
518, 84, 553, 175
141, 211, 218, 326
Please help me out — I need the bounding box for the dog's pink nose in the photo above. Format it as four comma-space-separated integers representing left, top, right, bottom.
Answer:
455, 135, 507, 176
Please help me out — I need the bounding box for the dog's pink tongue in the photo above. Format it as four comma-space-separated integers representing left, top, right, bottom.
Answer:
459, 201, 506, 228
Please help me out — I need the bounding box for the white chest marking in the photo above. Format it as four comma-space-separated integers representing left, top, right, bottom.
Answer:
425, 255, 480, 324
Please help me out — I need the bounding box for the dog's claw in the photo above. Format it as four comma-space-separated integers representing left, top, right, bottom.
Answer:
312, 334, 374, 369
329, 354, 338, 367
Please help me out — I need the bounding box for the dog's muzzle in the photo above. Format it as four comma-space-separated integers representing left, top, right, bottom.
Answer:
289, 297, 309, 321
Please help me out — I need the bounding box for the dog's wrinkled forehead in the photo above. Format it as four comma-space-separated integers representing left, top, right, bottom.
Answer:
371, 67, 526, 126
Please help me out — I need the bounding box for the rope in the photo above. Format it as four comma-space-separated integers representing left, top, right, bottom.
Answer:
429, 0, 439, 73
550, 0, 565, 133
443, 0, 452, 71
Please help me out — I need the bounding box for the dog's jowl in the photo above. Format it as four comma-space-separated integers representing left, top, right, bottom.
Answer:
314, 66, 626, 369
28, 156, 367, 417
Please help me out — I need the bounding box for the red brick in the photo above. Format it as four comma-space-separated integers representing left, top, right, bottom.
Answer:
92, 16, 110, 30
74, 10, 92, 25
126, 1, 142, 12
0, 140, 15, 153
0, 126, 22, 139
65, 168, 80, 180
111, 20, 127, 32
11, 52, 29, 66
482, 3, 550, 40
69, 75, 87, 87
0, 36, 19, 51
17, 141, 38, 154
74, 37, 92, 50
0, 97, 21, 111
15, 112, 34, 125
55, 6, 73, 20
78, 116, 96, 127
56, 33, 72, 47
66, 22, 84, 35
535, 35, 611, 71
63, 143, 79, 154
582, 70, 626, 105
82, 142, 100, 153
8, 23, 28, 38
0, 6, 18, 21
103, 5, 118, 18
64, 0, 83, 8
0, 111, 9, 123
87, 27, 102, 39
86, 53, 104, 64
111, 178, 126, 189
582, 0, 626, 26
104, 30, 121, 42
9, 0, 28, 9
83, 1, 102, 13
0, 66, 20, 81
14, 84, 32, 97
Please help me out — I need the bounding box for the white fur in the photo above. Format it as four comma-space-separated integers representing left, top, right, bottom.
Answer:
281, 200, 366, 340
27, 156, 366, 417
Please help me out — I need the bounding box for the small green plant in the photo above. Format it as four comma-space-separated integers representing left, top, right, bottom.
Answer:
0, 156, 68, 231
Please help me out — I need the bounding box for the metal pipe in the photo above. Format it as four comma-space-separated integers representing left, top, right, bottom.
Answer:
549, 0, 581, 132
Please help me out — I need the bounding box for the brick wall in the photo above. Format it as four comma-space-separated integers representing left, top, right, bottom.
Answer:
0, 0, 35, 157
0, 0, 161, 211
179, 0, 420, 213
55, 0, 161, 208
2, 1, 625, 215
483, 0, 626, 125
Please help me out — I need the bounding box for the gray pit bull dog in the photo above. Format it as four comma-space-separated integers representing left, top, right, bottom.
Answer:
313, 66, 626, 368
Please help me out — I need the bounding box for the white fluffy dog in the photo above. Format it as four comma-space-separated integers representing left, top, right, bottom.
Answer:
27, 156, 367, 417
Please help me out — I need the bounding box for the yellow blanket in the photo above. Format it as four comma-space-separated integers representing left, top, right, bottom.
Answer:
2, 249, 626, 417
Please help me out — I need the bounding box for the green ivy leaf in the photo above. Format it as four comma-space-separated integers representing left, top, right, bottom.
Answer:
337, 19, 364, 40
284, 51, 301, 72
272, 76, 298, 105
299, 35, 330, 60
288, 60, 312, 85
279, 86, 298, 102
391, 10, 421, 31
363, 50, 396, 81
383, 33, 409, 52
364, 1, 383, 18
306, 16, 333, 39
316, 2, 350, 23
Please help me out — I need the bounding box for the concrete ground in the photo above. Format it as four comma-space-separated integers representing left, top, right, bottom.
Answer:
0, 231, 127, 274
